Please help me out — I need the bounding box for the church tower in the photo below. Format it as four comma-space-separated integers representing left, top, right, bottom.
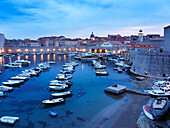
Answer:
138, 30, 143, 43
90, 32, 95, 40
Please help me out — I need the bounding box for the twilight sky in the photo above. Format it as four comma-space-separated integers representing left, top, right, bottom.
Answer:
0, 0, 170, 39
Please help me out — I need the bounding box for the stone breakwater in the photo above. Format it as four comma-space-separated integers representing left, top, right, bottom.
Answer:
130, 49, 170, 78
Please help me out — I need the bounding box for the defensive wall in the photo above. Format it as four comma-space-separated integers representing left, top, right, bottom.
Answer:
130, 49, 170, 78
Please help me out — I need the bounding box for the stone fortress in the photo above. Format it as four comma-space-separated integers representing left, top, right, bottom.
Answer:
130, 25, 170, 78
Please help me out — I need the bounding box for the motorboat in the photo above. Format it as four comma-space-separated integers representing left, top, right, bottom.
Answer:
81, 53, 99, 61
33, 67, 43, 73
51, 90, 73, 97
14, 59, 31, 66
38, 62, 50, 70
92, 60, 98, 66
95, 64, 106, 69
11, 76, 30, 81
150, 97, 169, 120
50, 80, 72, 86
74, 55, 81, 60
70, 61, 79, 66
50, 83, 68, 88
0, 91, 6, 97
48, 61, 56, 64
23, 69, 38, 76
60, 70, 73, 74
42, 98, 65, 105
2, 80, 24, 86
18, 73, 31, 77
0, 85, 13, 92
55, 74, 72, 80
49, 85, 67, 91
136, 77, 145, 81
143, 105, 155, 120
0, 116, 19, 125
96, 69, 109, 76
117, 68, 123, 73
148, 88, 170, 97
3, 62, 22, 68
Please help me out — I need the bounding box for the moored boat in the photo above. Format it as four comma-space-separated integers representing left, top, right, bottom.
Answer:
42, 98, 65, 105
0, 116, 19, 125
51, 90, 72, 97
150, 97, 169, 120
143, 105, 155, 120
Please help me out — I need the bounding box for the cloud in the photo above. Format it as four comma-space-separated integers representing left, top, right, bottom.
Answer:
0, 0, 170, 39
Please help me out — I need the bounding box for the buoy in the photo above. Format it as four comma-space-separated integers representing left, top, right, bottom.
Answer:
39, 105, 41, 107
47, 88, 48, 89
48, 124, 50, 126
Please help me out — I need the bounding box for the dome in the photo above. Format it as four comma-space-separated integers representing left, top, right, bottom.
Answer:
90, 32, 95, 38
139, 30, 143, 32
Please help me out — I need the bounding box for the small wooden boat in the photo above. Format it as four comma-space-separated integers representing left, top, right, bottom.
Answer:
42, 98, 65, 105
51, 90, 72, 97
143, 105, 155, 120
0, 116, 19, 124
150, 97, 169, 120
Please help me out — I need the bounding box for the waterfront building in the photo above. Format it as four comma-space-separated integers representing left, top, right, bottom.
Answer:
164, 25, 170, 51
138, 30, 143, 42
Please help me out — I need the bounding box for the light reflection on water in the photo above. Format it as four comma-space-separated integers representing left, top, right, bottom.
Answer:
33, 55, 36, 63
25, 55, 28, 60
41, 54, 43, 62
47, 54, 50, 61
53, 54, 56, 61
17, 56, 21, 60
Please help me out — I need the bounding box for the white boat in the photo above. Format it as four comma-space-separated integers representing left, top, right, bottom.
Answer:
42, 98, 65, 104
18, 73, 31, 77
48, 61, 56, 64
117, 68, 123, 73
11, 76, 30, 81
2, 80, 24, 86
0, 116, 19, 124
50, 80, 72, 85
50, 83, 68, 87
38, 62, 50, 70
95, 64, 106, 69
148, 88, 170, 97
81, 53, 99, 61
14, 59, 31, 66
23, 69, 38, 76
136, 77, 145, 81
143, 105, 155, 120
3, 63, 22, 68
51, 90, 72, 97
70, 61, 79, 66
49, 85, 67, 91
0, 91, 6, 97
96, 69, 109, 76
55, 74, 72, 80
0, 85, 13, 92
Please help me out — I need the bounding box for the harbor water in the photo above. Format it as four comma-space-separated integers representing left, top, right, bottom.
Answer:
0, 54, 136, 128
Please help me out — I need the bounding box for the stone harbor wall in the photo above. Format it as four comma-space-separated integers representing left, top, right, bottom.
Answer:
130, 49, 170, 78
